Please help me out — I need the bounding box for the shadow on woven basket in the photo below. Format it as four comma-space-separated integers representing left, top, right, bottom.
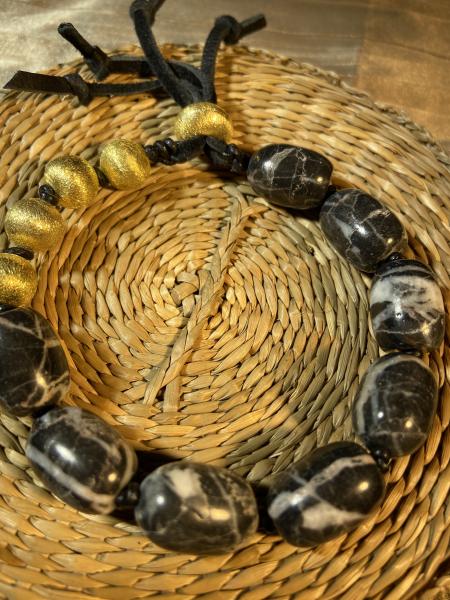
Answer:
0, 42, 449, 600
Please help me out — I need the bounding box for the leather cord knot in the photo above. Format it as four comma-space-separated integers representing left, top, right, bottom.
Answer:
215, 15, 243, 45
64, 73, 93, 105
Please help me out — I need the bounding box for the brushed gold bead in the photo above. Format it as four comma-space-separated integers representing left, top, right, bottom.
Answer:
99, 139, 151, 190
5, 198, 66, 253
0, 253, 37, 307
173, 102, 233, 142
44, 156, 99, 208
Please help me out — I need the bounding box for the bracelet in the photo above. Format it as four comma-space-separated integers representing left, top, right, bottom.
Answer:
0, 1, 445, 557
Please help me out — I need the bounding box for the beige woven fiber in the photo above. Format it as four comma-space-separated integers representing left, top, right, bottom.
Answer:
0, 43, 449, 600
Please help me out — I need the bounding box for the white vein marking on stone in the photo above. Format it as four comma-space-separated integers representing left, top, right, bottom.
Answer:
0, 313, 60, 351
165, 466, 215, 521
298, 495, 363, 530
370, 274, 444, 332
330, 213, 355, 243
25, 444, 116, 514
25, 371, 69, 408
166, 466, 205, 500
37, 371, 70, 404
0, 376, 64, 409
288, 149, 303, 198
265, 147, 293, 187
370, 274, 443, 308
0, 315, 38, 338
374, 312, 443, 339
268, 455, 374, 529
48, 408, 125, 462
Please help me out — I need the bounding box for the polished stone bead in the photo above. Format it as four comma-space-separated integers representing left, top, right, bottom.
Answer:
267, 442, 385, 547
353, 353, 437, 457
135, 461, 259, 554
0, 308, 70, 416
319, 188, 406, 272
247, 144, 332, 209
370, 259, 445, 351
26, 407, 137, 514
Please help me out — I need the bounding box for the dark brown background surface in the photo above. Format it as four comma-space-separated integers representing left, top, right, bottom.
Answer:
0, 0, 449, 152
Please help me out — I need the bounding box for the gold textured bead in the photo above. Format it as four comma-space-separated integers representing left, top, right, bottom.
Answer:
99, 139, 151, 190
173, 102, 233, 142
0, 253, 37, 307
44, 156, 99, 208
5, 198, 66, 253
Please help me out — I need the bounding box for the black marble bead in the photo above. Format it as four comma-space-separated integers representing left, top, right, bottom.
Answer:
247, 144, 332, 209
135, 461, 259, 554
319, 188, 406, 272
353, 353, 438, 458
267, 442, 385, 547
370, 259, 445, 352
0, 308, 70, 416
26, 407, 137, 514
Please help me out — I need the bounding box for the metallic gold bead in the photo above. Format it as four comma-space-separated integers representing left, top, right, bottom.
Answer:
173, 102, 233, 142
44, 156, 99, 208
99, 139, 151, 190
5, 198, 66, 253
0, 253, 37, 307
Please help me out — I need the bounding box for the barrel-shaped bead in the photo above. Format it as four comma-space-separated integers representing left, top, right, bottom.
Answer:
5, 198, 66, 253
353, 353, 437, 457
135, 461, 259, 554
267, 442, 385, 547
370, 259, 445, 351
99, 139, 151, 190
0, 253, 37, 307
26, 407, 137, 514
319, 189, 406, 272
247, 144, 332, 209
44, 156, 99, 208
0, 308, 70, 416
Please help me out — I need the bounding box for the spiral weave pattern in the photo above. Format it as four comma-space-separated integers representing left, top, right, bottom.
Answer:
0, 43, 449, 600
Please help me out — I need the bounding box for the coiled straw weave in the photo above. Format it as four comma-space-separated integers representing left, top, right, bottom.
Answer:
0, 43, 449, 600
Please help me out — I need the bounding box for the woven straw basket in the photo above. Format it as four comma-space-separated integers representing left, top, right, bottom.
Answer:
0, 42, 449, 600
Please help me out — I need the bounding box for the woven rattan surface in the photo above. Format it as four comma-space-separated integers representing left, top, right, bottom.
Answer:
0, 43, 449, 600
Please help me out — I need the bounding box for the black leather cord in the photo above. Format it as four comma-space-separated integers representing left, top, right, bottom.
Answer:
130, 0, 195, 106
144, 136, 251, 173
144, 136, 206, 165
4, 71, 165, 106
